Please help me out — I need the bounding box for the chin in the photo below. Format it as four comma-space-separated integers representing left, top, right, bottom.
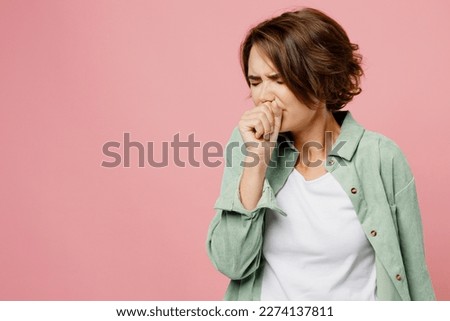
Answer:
279, 123, 291, 133
279, 126, 291, 136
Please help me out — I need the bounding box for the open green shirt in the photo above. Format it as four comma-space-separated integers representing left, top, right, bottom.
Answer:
207, 111, 435, 300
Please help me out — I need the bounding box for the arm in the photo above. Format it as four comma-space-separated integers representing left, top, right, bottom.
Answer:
380, 139, 435, 300
206, 127, 285, 280
394, 177, 435, 300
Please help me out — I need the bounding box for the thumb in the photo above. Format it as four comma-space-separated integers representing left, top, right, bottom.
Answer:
269, 100, 283, 142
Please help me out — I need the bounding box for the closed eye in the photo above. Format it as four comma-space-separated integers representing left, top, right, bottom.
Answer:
247, 74, 284, 86
267, 73, 284, 84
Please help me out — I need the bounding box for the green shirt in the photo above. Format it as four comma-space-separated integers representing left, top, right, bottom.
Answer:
207, 111, 435, 300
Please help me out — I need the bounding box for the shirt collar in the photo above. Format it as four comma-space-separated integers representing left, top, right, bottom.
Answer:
329, 110, 365, 161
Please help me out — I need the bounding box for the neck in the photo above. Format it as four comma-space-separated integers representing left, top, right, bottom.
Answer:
292, 109, 341, 167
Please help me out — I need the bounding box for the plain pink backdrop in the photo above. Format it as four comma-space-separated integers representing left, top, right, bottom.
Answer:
1, 0, 449, 300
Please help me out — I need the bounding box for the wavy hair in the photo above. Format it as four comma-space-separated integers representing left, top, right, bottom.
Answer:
241, 8, 364, 111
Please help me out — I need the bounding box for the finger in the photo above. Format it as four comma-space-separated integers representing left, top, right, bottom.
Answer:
258, 112, 272, 137
272, 101, 282, 125
242, 107, 261, 117
239, 117, 260, 134
242, 106, 273, 121
245, 119, 264, 139
271, 100, 283, 118
260, 103, 275, 132
239, 118, 263, 140
269, 101, 283, 142
241, 110, 272, 137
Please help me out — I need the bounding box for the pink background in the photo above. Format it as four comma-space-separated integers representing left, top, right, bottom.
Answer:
0, 0, 449, 300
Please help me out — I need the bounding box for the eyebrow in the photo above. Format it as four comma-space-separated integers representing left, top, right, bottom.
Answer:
247, 73, 281, 81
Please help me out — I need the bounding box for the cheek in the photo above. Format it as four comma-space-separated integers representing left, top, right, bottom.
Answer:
280, 108, 303, 129
280, 111, 290, 129
250, 89, 258, 105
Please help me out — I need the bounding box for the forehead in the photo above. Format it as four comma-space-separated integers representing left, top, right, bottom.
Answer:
248, 45, 278, 75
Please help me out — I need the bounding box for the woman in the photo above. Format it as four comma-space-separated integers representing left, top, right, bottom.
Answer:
206, 8, 435, 300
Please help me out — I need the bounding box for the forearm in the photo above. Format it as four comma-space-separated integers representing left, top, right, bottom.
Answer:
239, 155, 268, 211
207, 128, 282, 280
395, 180, 435, 300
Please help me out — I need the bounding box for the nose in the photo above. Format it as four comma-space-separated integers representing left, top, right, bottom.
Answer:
256, 81, 275, 105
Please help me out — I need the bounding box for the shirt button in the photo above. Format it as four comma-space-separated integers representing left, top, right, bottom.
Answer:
396, 274, 402, 281
328, 159, 335, 166
370, 230, 377, 237
351, 187, 358, 194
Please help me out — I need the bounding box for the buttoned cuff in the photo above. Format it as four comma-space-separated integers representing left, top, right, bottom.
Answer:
214, 174, 287, 218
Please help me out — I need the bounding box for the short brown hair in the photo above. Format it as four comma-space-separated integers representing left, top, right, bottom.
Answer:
240, 8, 363, 111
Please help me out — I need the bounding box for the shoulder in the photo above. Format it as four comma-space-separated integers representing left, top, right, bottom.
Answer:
361, 129, 405, 158
360, 129, 414, 191
343, 111, 406, 161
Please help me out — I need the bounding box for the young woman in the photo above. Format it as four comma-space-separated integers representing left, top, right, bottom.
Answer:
207, 7, 435, 301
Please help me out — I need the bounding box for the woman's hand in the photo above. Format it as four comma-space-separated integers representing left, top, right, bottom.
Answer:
237, 100, 282, 210
238, 100, 283, 162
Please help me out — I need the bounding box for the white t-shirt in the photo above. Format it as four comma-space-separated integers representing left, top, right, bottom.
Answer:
261, 170, 377, 300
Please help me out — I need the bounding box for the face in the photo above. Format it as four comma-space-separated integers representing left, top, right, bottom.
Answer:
247, 45, 326, 134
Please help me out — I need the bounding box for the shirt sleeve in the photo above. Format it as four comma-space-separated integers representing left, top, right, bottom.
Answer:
382, 139, 436, 300
394, 177, 435, 300
206, 127, 285, 280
